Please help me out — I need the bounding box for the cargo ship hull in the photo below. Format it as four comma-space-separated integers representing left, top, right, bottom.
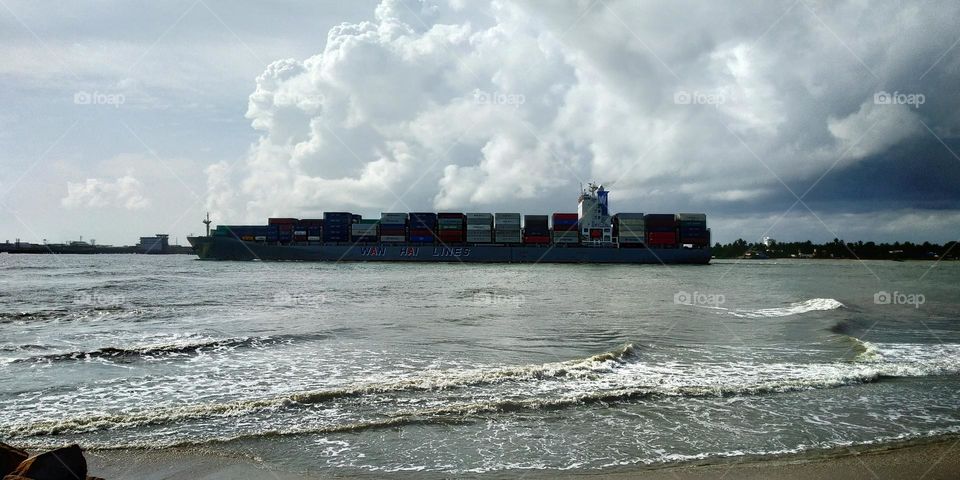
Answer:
187, 236, 710, 264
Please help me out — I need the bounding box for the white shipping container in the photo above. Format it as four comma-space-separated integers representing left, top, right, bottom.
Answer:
307, 236, 321, 241
254, 236, 267, 241
466, 212, 494, 219
294, 230, 307, 235
379, 235, 406, 242
466, 224, 492, 230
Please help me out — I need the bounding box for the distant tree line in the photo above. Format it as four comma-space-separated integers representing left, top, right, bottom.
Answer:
711, 238, 958, 260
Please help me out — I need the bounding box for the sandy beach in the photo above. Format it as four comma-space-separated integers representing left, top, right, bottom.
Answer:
85, 436, 960, 479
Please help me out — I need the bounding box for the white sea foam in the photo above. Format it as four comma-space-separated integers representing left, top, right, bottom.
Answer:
727, 298, 844, 318
5, 339, 959, 441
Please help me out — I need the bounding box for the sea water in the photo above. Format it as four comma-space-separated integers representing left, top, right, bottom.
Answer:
1, 255, 958, 474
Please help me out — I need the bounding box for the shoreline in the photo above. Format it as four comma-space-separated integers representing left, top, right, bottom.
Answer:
84, 434, 960, 479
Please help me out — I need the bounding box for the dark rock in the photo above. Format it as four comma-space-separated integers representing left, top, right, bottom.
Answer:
0, 443, 29, 478
6, 444, 87, 480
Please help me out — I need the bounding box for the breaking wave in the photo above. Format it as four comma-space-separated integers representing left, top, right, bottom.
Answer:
6, 344, 637, 436
7, 340, 960, 440
728, 298, 844, 318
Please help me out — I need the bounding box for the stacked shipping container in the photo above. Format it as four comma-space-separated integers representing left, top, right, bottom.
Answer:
551, 213, 579, 244
523, 215, 550, 244
466, 213, 493, 243
677, 213, 709, 246
217, 210, 708, 250
614, 213, 645, 247
437, 213, 465, 244
214, 225, 278, 242
379, 213, 407, 243
408, 212, 437, 243
644, 214, 678, 248
494, 213, 522, 243
323, 212, 353, 243
351, 219, 379, 242
268, 218, 296, 243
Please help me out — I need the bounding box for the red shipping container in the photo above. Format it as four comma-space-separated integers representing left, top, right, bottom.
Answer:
268, 218, 298, 225
523, 235, 550, 244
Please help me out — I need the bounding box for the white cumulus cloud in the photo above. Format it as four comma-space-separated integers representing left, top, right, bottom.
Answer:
61, 175, 150, 210
207, 0, 959, 223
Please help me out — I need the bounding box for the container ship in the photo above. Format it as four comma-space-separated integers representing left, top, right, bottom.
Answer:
187, 184, 711, 264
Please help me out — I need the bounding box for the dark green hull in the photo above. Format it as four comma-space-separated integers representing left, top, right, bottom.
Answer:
187, 236, 711, 264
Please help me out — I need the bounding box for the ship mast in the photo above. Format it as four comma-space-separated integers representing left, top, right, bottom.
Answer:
203, 212, 212, 237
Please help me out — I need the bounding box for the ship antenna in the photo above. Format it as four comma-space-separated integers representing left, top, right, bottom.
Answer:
203, 212, 212, 237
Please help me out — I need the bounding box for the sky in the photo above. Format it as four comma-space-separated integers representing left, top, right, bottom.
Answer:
1, 0, 958, 246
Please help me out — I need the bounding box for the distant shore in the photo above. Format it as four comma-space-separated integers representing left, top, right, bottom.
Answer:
85, 434, 959, 479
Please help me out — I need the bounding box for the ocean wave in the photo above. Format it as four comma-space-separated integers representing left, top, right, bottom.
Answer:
0, 307, 142, 325
12, 333, 331, 364
0, 310, 68, 323
3, 344, 638, 437
728, 298, 844, 318
7, 340, 960, 439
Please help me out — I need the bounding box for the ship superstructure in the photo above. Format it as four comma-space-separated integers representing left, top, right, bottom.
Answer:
578, 183, 613, 245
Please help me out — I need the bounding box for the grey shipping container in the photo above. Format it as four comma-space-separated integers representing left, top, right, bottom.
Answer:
676, 213, 707, 222
495, 213, 521, 225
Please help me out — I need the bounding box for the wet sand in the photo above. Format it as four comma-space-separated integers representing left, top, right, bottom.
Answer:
85, 435, 960, 479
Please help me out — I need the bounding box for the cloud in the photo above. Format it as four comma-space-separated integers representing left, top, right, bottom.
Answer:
204, 161, 238, 220
828, 100, 923, 161
61, 175, 150, 210
206, 0, 959, 229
